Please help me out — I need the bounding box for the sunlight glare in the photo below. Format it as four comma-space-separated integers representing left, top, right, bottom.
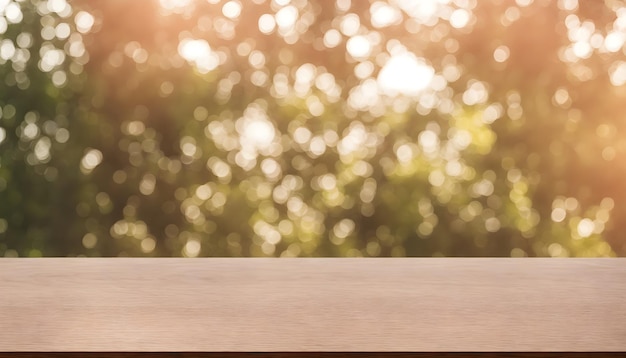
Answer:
222, 1, 242, 20
258, 14, 276, 34
577, 218, 595, 238
393, 0, 440, 24
238, 105, 276, 155
449, 9, 470, 29
324, 29, 342, 48
378, 52, 434, 96
178, 38, 219, 73
346, 35, 371, 59
183, 239, 201, 257
340, 13, 360, 36
370, 1, 401, 28
275, 5, 298, 31
609, 61, 626, 86
80, 148, 103, 173
244, 120, 274, 149
604, 31, 625, 53
4, 2, 22, 23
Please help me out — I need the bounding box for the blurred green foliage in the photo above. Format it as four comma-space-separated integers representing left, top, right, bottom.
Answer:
0, 0, 625, 257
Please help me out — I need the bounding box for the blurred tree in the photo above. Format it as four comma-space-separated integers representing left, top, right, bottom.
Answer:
0, 0, 624, 257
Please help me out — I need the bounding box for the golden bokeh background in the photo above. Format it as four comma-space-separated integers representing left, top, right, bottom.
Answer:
1, 0, 625, 257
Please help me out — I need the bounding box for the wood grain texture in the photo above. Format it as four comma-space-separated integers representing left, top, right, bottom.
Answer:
0, 258, 625, 351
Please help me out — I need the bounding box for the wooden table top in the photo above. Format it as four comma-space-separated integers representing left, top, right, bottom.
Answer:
1, 258, 624, 351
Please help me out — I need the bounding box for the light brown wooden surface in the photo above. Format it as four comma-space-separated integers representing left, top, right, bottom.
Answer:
0, 258, 625, 351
